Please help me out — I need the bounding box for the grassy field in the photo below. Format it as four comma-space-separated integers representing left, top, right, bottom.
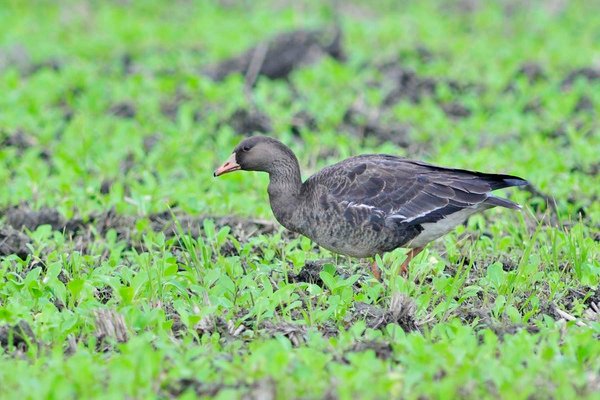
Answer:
0, 1, 599, 398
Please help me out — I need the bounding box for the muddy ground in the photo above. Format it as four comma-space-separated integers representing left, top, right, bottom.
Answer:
202, 27, 345, 82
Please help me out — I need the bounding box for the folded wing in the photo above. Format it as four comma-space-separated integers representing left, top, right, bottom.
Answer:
310, 154, 527, 226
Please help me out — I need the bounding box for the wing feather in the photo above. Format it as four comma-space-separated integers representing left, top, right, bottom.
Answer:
307, 154, 525, 226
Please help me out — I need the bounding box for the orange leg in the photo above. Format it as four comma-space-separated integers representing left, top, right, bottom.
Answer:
370, 260, 382, 281
399, 247, 424, 276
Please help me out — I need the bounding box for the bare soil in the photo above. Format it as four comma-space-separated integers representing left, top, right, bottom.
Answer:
203, 27, 345, 82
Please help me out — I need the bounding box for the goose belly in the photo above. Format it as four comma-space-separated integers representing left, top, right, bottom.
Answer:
299, 220, 396, 258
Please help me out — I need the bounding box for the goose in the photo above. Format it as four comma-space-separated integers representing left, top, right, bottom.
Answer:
214, 136, 527, 279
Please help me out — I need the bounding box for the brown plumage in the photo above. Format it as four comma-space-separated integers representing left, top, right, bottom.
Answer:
214, 136, 527, 278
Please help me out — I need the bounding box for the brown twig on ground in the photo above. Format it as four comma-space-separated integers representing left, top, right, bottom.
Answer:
244, 42, 268, 102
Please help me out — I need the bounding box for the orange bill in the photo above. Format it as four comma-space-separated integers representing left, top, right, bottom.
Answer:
214, 153, 240, 177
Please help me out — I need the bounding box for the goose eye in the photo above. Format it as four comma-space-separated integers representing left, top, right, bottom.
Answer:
242, 145, 251, 152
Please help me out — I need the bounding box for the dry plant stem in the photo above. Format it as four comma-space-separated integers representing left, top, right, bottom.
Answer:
244, 42, 268, 101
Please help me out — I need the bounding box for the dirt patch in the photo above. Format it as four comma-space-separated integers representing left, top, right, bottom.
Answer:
195, 312, 249, 341
143, 133, 162, 154
1, 129, 37, 151
1, 129, 51, 164
289, 260, 326, 287
120, 53, 138, 76
290, 110, 318, 136
379, 64, 437, 106
573, 95, 594, 114
378, 61, 479, 108
0, 44, 62, 76
441, 102, 472, 119
100, 179, 113, 195
350, 293, 419, 332
523, 98, 543, 115
28, 59, 62, 75
341, 101, 412, 147
456, 301, 490, 325
515, 62, 547, 84
226, 108, 272, 135
4, 203, 67, 231
288, 259, 362, 290
262, 320, 307, 346
348, 340, 393, 360
541, 122, 570, 142
120, 152, 136, 175
0, 226, 32, 258
74, 209, 135, 244
108, 101, 137, 119
203, 27, 345, 82
56, 99, 75, 122
160, 99, 181, 121
397, 45, 435, 64
571, 162, 600, 176
159, 89, 190, 121
95, 286, 114, 304
485, 323, 540, 340
561, 66, 600, 89
457, 299, 541, 339
166, 380, 226, 398
166, 378, 276, 400
162, 303, 186, 338
0, 320, 37, 353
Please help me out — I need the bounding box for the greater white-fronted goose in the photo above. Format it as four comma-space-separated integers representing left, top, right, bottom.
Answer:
214, 136, 527, 279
